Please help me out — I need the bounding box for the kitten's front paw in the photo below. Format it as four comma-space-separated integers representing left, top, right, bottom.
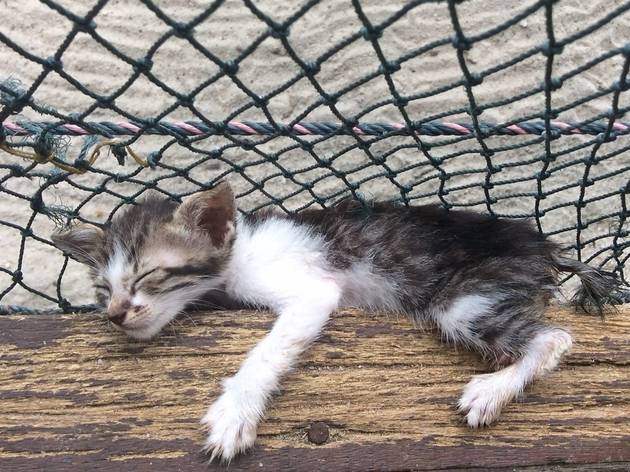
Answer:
201, 390, 258, 463
458, 372, 512, 427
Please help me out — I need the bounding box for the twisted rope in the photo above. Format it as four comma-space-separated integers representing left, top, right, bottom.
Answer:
0, 304, 99, 316
3, 119, 630, 137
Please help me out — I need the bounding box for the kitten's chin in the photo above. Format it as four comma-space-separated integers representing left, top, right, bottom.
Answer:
121, 315, 175, 341
123, 323, 166, 341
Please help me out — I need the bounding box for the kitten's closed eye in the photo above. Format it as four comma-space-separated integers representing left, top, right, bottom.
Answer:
131, 266, 204, 295
131, 268, 160, 293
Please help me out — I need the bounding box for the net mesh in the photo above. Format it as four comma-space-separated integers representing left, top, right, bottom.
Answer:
0, 0, 629, 314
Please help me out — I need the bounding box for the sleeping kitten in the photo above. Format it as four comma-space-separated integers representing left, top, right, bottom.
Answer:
52, 182, 620, 462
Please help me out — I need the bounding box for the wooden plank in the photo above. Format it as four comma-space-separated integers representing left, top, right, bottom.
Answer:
0, 306, 629, 471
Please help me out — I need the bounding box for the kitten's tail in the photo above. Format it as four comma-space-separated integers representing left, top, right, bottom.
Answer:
552, 255, 626, 316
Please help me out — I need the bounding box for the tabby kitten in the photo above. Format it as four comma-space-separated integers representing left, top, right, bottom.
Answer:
52, 182, 619, 462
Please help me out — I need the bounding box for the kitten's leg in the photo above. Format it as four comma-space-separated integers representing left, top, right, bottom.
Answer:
201, 280, 340, 462
457, 326, 572, 427
431, 294, 572, 427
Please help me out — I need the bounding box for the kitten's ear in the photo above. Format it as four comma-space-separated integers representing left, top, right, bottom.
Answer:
176, 182, 236, 247
51, 224, 104, 266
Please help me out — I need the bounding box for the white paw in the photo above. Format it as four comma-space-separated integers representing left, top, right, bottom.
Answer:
200, 390, 258, 463
458, 372, 513, 427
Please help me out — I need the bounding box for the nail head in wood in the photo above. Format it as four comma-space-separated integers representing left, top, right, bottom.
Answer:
307, 421, 330, 445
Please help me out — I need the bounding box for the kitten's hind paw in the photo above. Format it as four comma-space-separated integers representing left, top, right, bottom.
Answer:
200, 392, 258, 463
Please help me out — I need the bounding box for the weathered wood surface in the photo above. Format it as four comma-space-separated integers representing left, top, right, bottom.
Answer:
1, 306, 629, 471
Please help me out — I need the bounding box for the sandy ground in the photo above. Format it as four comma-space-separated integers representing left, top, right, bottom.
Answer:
0, 0, 629, 309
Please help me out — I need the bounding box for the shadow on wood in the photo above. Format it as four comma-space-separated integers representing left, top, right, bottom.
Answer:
1, 306, 629, 471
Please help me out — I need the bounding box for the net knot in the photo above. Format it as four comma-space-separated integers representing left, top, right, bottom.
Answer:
299, 141, 313, 151
240, 140, 254, 151
0, 78, 28, 115
177, 95, 194, 107
304, 61, 320, 75
29, 195, 44, 212
469, 105, 483, 116
43, 56, 63, 72
361, 26, 382, 41
76, 18, 96, 33
546, 77, 563, 91
172, 21, 192, 38
541, 41, 564, 57
322, 93, 338, 106
379, 61, 401, 74
468, 73, 483, 86
97, 96, 115, 108
134, 57, 153, 73
371, 155, 387, 165
451, 35, 472, 50
269, 24, 289, 39
253, 96, 268, 108
9, 165, 26, 177
223, 60, 239, 76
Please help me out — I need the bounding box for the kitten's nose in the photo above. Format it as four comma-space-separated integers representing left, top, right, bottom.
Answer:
108, 310, 126, 326
108, 299, 131, 326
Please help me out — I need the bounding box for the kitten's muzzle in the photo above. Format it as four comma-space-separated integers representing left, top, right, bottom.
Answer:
107, 298, 131, 326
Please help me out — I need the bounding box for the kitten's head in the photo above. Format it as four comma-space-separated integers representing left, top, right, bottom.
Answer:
52, 182, 236, 340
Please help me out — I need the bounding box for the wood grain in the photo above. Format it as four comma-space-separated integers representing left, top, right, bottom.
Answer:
1, 306, 629, 471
